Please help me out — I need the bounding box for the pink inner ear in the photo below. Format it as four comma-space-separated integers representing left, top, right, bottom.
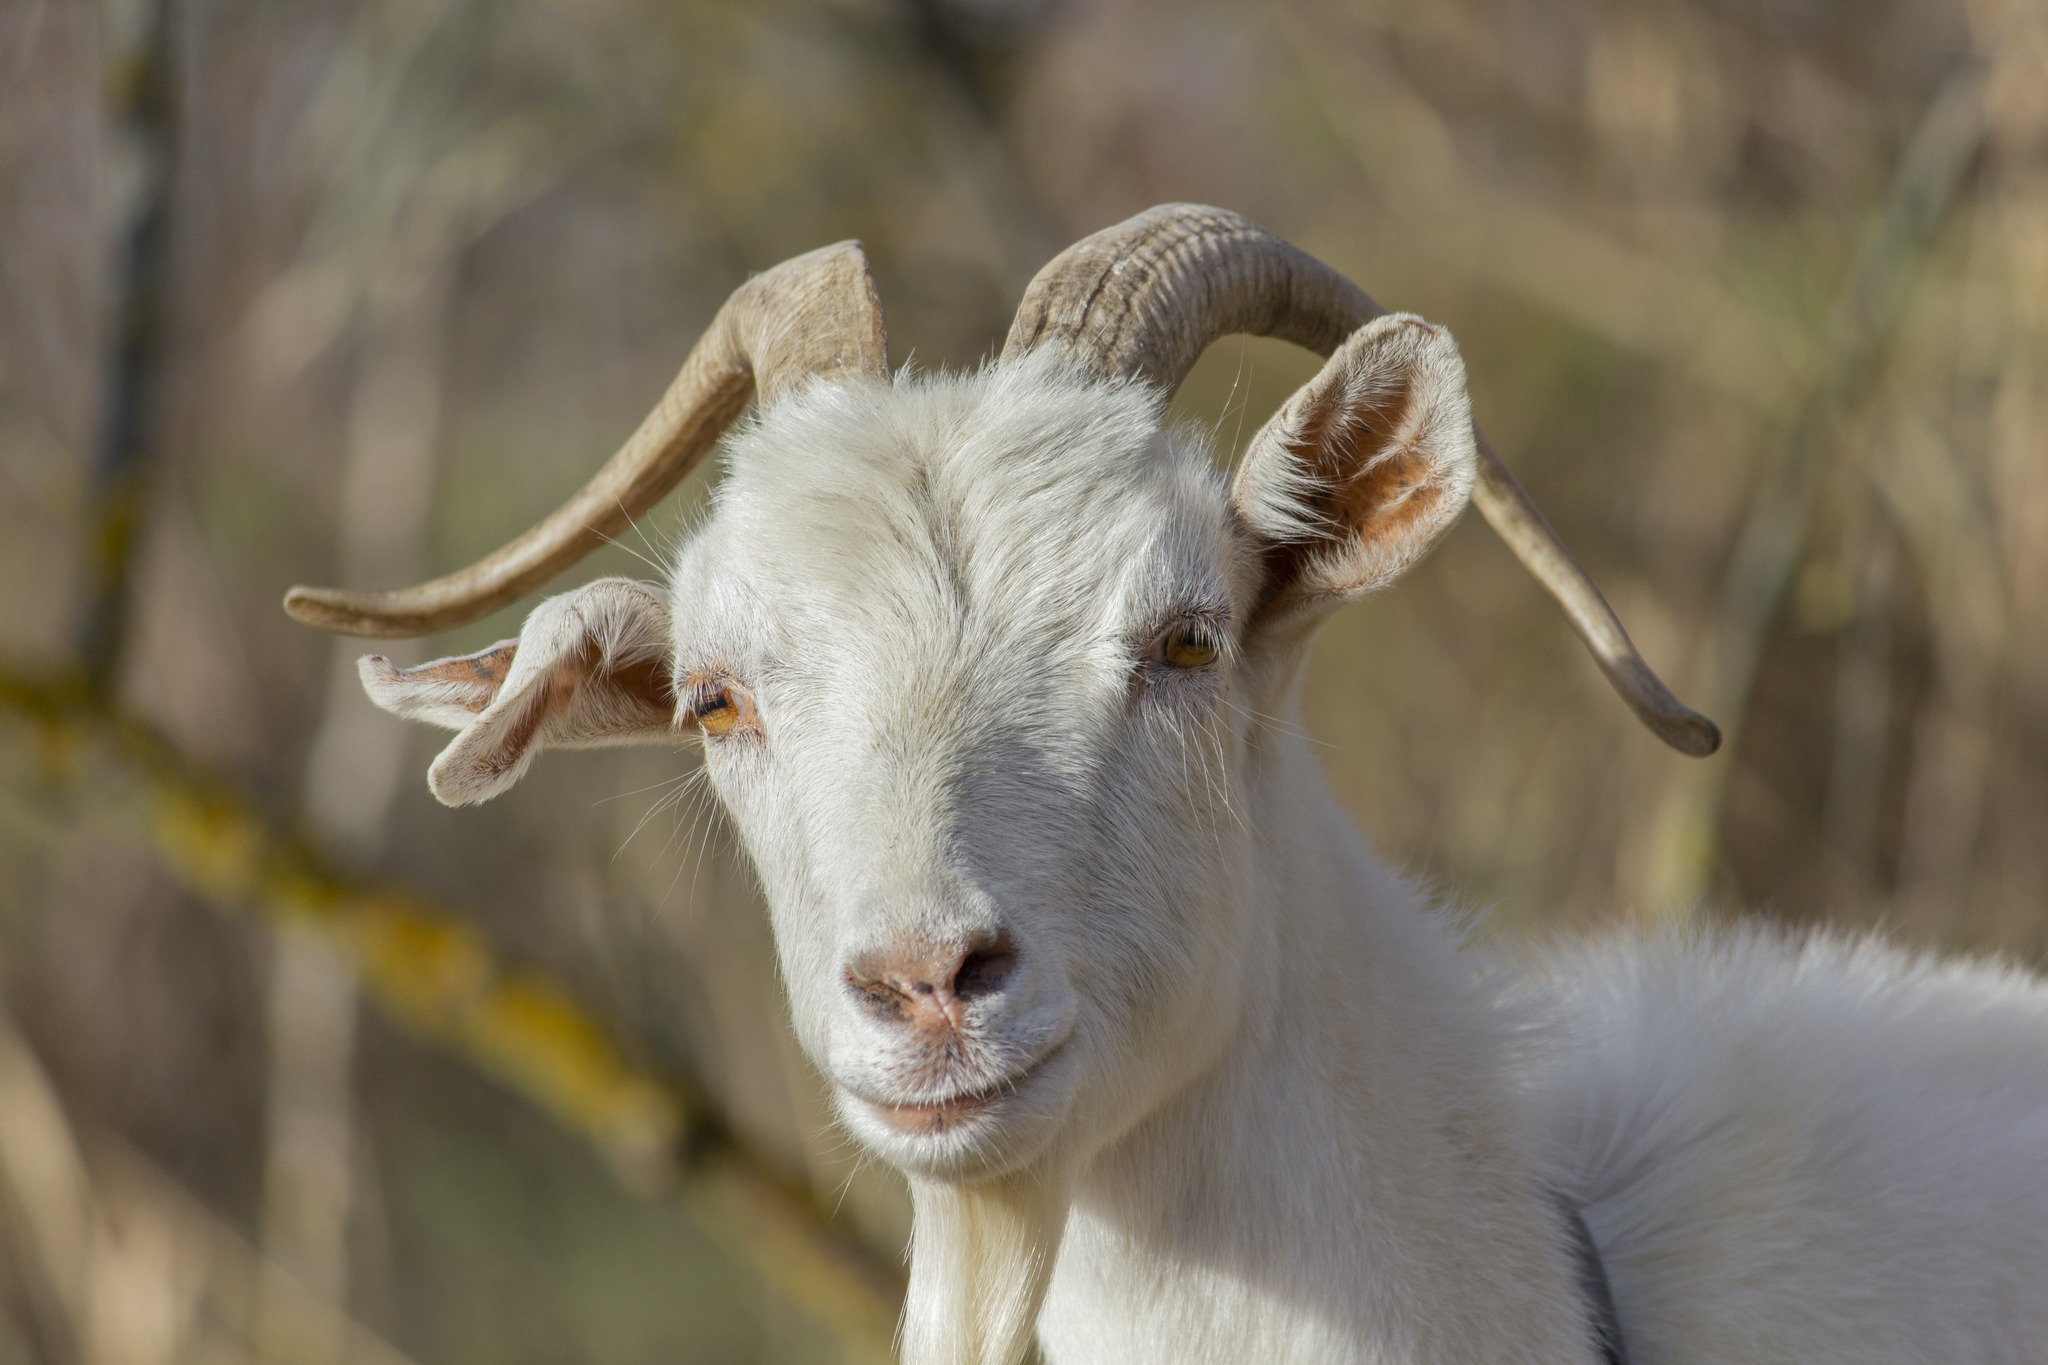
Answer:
482, 641, 678, 774
606, 649, 679, 714
482, 666, 572, 778
1258, 365, 1447, 609
1296, 377, 1443, 544
393, 642, 520, 711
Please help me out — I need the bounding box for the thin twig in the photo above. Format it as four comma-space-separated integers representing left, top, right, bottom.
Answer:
75, 0, 178, 693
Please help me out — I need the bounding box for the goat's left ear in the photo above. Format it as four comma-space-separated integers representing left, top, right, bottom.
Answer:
358, 577, 679, 807
1232, 314, 1476, 632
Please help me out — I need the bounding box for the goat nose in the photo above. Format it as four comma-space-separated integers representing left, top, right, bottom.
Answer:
844, 931, 1020, 1028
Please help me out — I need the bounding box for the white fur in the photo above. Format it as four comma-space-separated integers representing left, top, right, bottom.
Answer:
365, 340, 2048, 1365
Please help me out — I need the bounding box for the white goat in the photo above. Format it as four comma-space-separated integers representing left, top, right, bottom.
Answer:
288, 205, 2048, 1365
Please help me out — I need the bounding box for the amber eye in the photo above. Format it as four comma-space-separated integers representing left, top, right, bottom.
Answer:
687, 682, 756, 738
1159, 622, 1220, 670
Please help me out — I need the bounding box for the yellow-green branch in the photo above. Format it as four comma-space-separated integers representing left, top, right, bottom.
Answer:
0, 671, 903, 1361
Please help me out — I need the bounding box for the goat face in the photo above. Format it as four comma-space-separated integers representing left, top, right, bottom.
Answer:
356, 315, 1482, 1182
672, 354, 1265, 1179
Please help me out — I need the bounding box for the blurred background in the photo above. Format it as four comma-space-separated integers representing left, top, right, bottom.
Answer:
1, 0, 2043, 1359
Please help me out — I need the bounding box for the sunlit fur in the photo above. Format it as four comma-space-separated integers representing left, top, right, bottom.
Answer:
369, 343, 2048, 1365
1526, 923, 2048, 1364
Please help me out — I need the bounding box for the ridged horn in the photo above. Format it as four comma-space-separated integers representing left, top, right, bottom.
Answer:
284, 241, 889, 638
1003, 203, 1720, 758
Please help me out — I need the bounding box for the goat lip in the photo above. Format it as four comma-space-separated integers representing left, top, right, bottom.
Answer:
844, 1048, 1063, 1138
861, 1086, 1003, 1136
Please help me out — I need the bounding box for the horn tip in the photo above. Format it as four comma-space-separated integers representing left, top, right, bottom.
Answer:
284, 585, 411, 639
1661, 711, 1723, 758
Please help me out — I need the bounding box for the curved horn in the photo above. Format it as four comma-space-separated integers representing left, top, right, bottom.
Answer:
284, 242, 889, 638
1004, 204, 1720, 758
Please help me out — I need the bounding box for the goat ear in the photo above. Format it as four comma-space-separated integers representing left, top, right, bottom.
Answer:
359, 578, 678, 807
1231, 314, 1477, 630
359, 641, 521, 729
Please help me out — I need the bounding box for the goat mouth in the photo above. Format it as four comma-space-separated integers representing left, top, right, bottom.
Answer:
845, 1046, 1064, 1139
865, 1086, 1004, 1135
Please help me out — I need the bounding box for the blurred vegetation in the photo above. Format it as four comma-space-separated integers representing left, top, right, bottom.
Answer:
1, 0, 2044, 1360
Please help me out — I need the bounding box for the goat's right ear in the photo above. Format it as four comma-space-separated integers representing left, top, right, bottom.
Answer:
1231, 314, 1477, 637
359, 578, 679, 807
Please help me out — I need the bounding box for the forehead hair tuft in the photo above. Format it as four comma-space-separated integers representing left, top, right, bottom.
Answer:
700, 349, 1231, 632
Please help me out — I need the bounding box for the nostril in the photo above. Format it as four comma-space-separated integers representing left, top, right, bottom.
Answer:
953, 931, 1019, 1003
845, 966, 903, 1020
844, 931, 1021, 1022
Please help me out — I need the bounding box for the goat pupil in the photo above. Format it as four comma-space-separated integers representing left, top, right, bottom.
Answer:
1166, 626, 1216, 668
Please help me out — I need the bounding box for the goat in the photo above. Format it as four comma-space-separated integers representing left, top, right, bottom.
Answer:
286, 205, 2048, 1365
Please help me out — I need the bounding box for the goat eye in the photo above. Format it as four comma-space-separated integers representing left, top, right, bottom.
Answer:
1159, 623, 1220, 670
688, 683, 756, 738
